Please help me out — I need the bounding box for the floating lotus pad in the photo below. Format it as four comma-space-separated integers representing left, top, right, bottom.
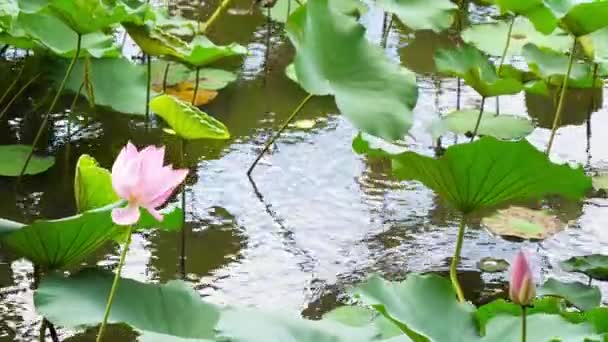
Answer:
482, 206, 565, 241
0, 144, 54, 176
477, 257, 510, 273
432, 109, 534, 140
560, 255, 608, 281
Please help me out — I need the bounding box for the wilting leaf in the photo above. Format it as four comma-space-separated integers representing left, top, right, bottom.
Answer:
377, 0, 457, 32
431, 110, 534, 140
522, 43, 599, 88
35, 268, 220, 340
351, 274, 479, 341
151, 62, 237, 90
538, 278, 601, 311
477, 257, 509, 273
462, 16, 572, 58
163, 82, 218, 106
286, 0, 418, 141
0, 204, 123, 269
0, 144, 54, 176
150, 94, 230, 140
389, 137, 591, 214
55, 57, 149, 115
74, 155, 119, 213
435, 44, 522, 97
482, 206, 565, 241
560, 255, 608, 281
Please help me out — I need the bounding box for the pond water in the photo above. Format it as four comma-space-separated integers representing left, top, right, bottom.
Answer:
1, 0, 608, 340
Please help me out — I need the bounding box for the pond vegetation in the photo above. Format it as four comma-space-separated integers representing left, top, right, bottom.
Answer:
1, 0, 608, 341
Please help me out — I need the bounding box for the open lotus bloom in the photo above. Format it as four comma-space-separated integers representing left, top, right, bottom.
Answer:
509, 250, 536, 306
111, 142, 188, 225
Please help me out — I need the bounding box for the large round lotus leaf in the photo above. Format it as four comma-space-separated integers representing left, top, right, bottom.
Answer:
150, 94, 230, 140
400, 30, 457, 74
435, 44, 523, 97
0, 144, 54, 176
495, 0, 558, 34
477, 257, 509, 273
560, 255, 608, 281
48, 0, 151, 35
525, 86, 601, 129
322, 306, 402, 339
0, 0, 18, 29
264, 0, 366, 23
377, 0, 457, 33
0, 205, 123, 269
35, 269, 220, 341
386, 137, 591, 214
154, 8, 197, 38
462, 16, 572, 58
432, 109, 534, 140
522, 43, 600, 89
482, 206, 565, 241
351, 274, 479, 341
285, 0, 418, 141
16, 12, 119, 58
538, 278, 601, 311
151, 62, 237, 90
180, 36, 246, 68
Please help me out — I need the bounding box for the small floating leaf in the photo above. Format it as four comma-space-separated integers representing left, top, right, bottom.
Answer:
432, 109, 534, 140
560, 255, 608, 281
477, 257, 510, 273
435, 44, 522, 97
0, 144, 54, 176
150, 94, 230, 140
538, 278, 601, 311
377, 0, 457, 33
389, 137, 591, 214
482, 206, 565, 241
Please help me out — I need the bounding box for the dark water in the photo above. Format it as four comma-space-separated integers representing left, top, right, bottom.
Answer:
1, 0, 608, 340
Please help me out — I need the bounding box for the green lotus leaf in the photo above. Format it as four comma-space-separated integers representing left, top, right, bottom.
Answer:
477, 257, 509, 273
151, 62, 237, 90
123, 22, 189, 58
0, 204, 123, 269
389, 137, 591, 214
154, 8, 197, 38
150, 94, 230, 140
264, 0, 366, 23
482, 314, 600, 341
462, 16, 572, 58
476, 298, 566, 335
560, 255, 608, 281
16, 11, 119, 58
217, 307, 381, 342
285, 0, 418, 141
351, 274, 479, 341
580, 27, 608, 65
35, 268, 220, 340
495, 0, 558, 34
523, 43, 599, 88
323, 306, 402, 339
55, 57, 150, 115
0, 218, 24, 236
48, 0, 152, 35
377, 0, 457, 32
179, 36, 247, 68
482, 206, 565, 241
435, 44, 523, 97
74, 154, 119, 213
0, 144, 54, 176
538, 278, 601, 311
0, 0, 18, 29
431, 109, 534, 140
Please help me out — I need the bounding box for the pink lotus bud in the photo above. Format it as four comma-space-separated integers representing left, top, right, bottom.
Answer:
111, 142, 188, 225
509, 250, 536, 306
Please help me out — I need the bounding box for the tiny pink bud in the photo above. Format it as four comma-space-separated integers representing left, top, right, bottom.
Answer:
509, 250, 536, 306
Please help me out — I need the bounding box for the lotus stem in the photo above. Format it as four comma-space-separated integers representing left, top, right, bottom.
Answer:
145, 55, 151, 121
192, 67, 200, 106
456, 78, 461, 110
0, 63, 24, 108
588, 276, 592, 287
495, 16, 515, 117
521, 306, 527, 342
179, 138, 187, 280
546, 39, 577, 155
200, 0, 233, 34
17, 34, 82, 181
247, 93, 313, 176
471, 96, 486, 141
450, 217, 466, 302
96, 227, 133, 342
67, 81, 85, 142
162, 63, 171, 93
0, 72, 41, 122
586, 63, 598, 160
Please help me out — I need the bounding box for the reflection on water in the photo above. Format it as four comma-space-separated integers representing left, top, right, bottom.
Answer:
1, 0, 608, 340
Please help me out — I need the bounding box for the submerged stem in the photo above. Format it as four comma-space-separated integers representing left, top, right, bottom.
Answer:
471, 96, 486, 141
162, 63, 171, 93
0, 63, 24, 107
450, 217, 466, 302
546, 39, 577, 155
0, 72, 41, 122
247, 93, 313, 176
521, 306, 527, 342
17, 34, 82, 181
192, 67, 200, 106
179, 138, 187, 279
96, 227, 133, 342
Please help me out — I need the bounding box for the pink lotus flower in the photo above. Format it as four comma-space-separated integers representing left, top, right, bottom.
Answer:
111, 142, 188, 225
509, 250, 536, 306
